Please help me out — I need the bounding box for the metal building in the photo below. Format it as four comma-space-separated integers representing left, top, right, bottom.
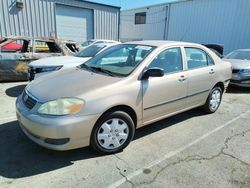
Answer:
120, 0, 250, 54
0, 0, 120, 42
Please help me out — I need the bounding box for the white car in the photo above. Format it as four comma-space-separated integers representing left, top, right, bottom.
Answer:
28, 43, 119, 81
81, 39, 118, 48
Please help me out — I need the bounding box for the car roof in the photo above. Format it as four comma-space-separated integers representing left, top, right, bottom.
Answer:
234, 49, 250, 52
124, 40, 201, 47
91, 39, 118, 43
3, 36, 32, 40
2, 36, 77, 44
93, 42, 120, 47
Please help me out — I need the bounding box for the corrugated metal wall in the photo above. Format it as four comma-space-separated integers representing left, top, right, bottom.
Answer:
0, 0, 120, 41
121, 0, 250, 54
120, 4, 168, 41
167, 0, 250, 54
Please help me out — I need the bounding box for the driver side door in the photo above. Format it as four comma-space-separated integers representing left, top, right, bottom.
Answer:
142, 47, 188, 125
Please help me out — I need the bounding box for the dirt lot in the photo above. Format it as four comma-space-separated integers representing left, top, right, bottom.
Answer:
0, 82, 250, 188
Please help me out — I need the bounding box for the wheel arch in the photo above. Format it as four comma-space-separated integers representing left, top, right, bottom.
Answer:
214, 82, 225, 92
97, 105, 138, 128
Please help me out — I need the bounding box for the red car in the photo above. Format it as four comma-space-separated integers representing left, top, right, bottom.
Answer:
0, 39, 22, 51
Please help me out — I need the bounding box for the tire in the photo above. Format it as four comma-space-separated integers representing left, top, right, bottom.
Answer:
202, 86, 223, 114
90, 111, 135, 154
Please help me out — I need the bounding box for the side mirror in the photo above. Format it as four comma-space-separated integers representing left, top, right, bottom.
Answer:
142, 67, 164, 79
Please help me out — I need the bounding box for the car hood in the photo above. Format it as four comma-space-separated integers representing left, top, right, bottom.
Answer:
29, 56, 91, 67
224, 59, 250, 70
26, 68, 122, 102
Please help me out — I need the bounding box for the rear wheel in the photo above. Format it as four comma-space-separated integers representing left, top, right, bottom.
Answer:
90, 111, 135, 154
202, 86, 222, 113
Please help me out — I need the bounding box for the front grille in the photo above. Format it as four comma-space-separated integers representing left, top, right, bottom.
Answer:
22, 91, 37, 109
232, 69, 240, 74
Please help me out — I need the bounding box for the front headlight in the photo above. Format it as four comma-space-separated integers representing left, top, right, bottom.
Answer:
241, 69, 250, 74
38, 98, 84, 115
40, 66, 63, 73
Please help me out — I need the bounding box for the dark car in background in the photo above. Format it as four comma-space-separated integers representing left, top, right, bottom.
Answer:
223, 49, 250, 87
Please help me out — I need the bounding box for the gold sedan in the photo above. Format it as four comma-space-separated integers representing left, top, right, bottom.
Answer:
16, 41, 232, 154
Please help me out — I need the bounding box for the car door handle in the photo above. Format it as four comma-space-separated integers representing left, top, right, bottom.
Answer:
179, 75, 186, 82
209, 69, 215, 74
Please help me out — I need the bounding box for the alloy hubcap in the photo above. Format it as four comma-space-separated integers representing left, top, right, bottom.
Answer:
209, 89, 221, 111
97, 118, 129, 150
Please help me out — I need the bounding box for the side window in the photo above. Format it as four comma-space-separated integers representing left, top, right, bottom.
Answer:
148, 47, 183, 74
0, 39, 30, 53
185, 48, 214, 69
33, 41, 61, 53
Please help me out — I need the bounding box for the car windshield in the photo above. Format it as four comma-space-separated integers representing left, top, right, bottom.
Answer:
82, 40, 94, 47
76, 44, 107, 58
225, 51, 250, 60
80, 44, 155, 77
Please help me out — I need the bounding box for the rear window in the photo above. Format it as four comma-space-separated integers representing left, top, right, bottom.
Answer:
82, 40, 94, 47
76, 45, 106, 58
34, 41, 61, 53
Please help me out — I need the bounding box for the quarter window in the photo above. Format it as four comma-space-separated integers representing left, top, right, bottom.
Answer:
185, 48, 214, 69
148, 47, 183, 74
135, 12, 146, 24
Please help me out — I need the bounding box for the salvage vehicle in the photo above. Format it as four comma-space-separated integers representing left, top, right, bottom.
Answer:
223, 49, 250, 87
0, 36, 80, 82
16, 41, 232, 154
0, 39, 22, 51
28, 42, 119, 81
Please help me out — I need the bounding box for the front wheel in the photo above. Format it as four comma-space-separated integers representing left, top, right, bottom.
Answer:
90, 111, 135, 154
202, 86, 223, 113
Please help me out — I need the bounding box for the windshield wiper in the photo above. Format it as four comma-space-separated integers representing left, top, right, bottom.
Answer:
80, 64, 123, 77
79, 64, 93, 71
89, 66, 117, 77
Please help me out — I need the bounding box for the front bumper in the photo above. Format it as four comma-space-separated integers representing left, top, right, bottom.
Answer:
230, 73, 250, 87
16, 95, 100, 150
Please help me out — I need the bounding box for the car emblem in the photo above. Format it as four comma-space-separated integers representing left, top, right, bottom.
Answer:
24, 94, 28, 102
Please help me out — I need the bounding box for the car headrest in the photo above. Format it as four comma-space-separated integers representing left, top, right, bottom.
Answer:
165, 51, 177, 63
190, 53, 203, 60
141, 50, 148, 58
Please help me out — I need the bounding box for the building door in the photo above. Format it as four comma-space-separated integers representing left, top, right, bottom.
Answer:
56, 4, 94, 42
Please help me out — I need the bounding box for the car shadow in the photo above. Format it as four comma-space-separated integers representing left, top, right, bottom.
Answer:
226, 85, 250, 94
5, 84, 27, 97
0, 108, 205, 179
0, 120, 100, 179
134, 108, 205, 140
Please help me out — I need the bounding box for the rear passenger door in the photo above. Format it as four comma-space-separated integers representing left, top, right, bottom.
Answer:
184, 47, 216, 107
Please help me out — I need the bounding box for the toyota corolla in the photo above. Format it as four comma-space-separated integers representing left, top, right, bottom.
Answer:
16, 41, 232, 154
